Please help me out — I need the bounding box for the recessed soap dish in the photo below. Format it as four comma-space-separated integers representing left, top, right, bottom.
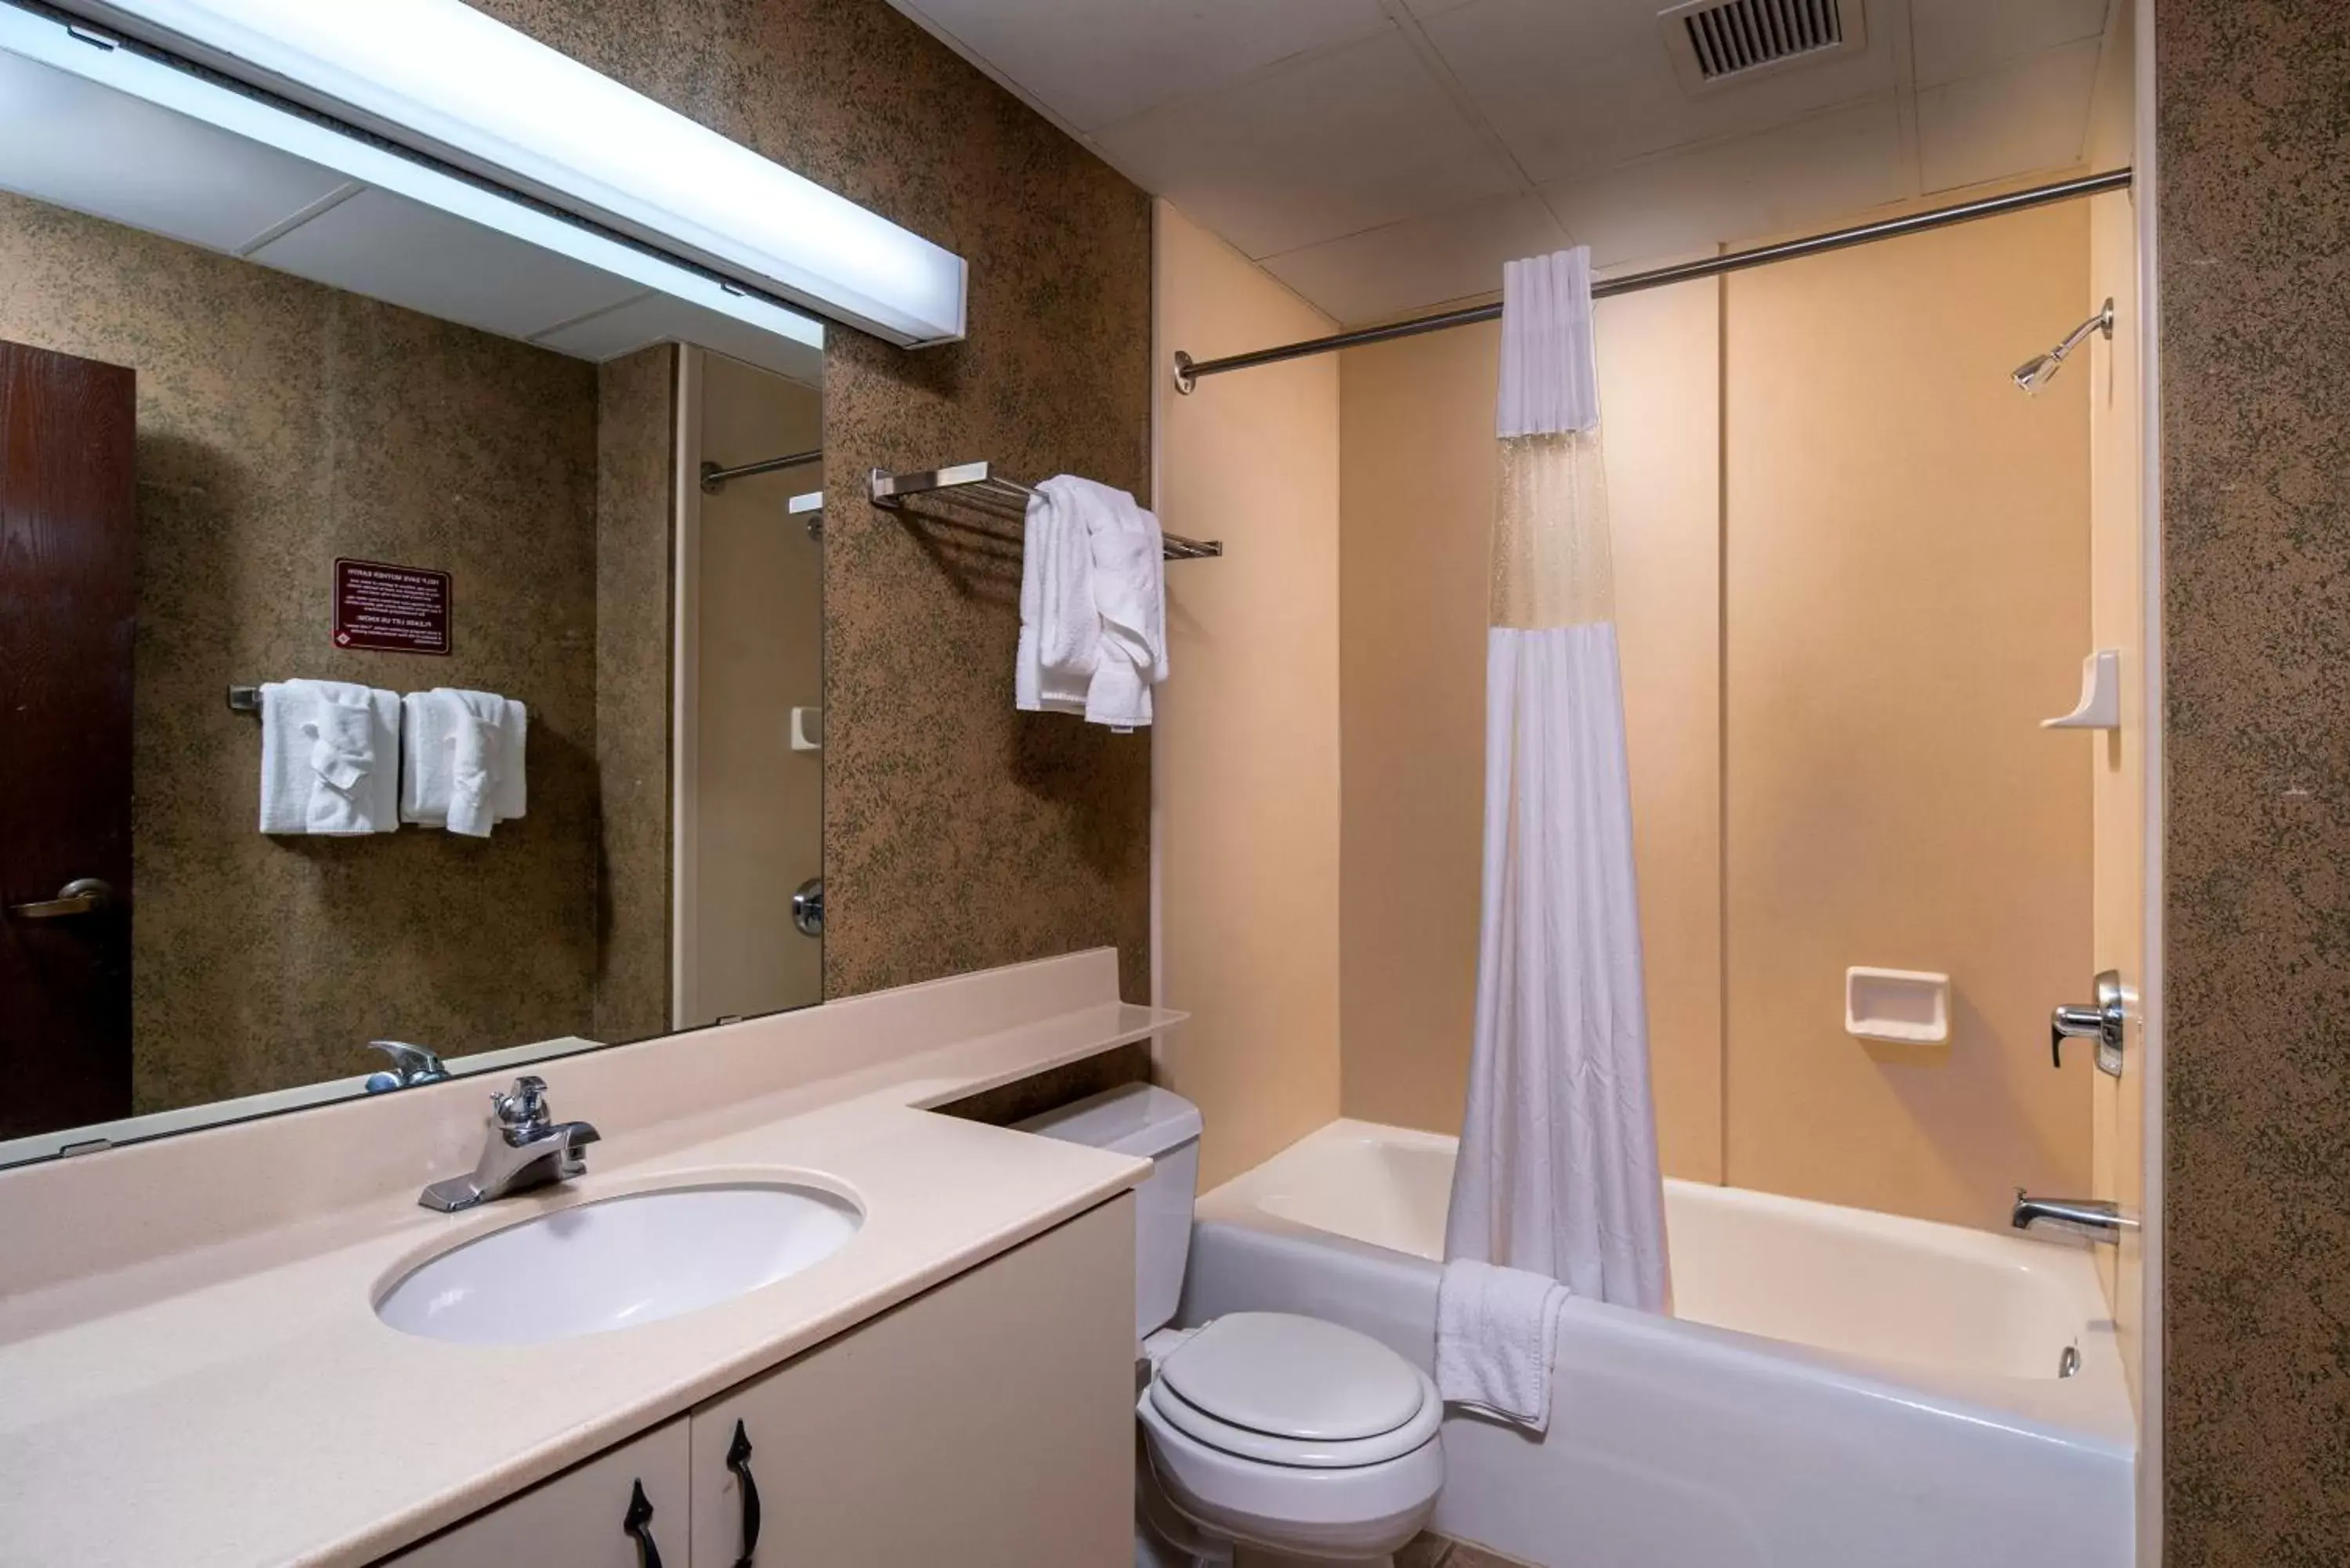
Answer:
1846, 966, 1950, 1045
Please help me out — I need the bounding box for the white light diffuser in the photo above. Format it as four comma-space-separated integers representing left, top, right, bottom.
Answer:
60, 0, 968, 346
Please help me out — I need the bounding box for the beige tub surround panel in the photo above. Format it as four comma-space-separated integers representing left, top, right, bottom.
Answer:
1337, 286, 1726, 1182
2084, 186, 2145, 1404
1153, 201, 1344, 1190
685, 350, 825, 1024
1722, 202, 2093, 1232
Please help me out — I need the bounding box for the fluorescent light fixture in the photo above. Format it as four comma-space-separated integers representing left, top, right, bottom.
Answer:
58, 0, 968, 346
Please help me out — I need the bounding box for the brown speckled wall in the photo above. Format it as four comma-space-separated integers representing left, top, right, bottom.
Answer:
593, 346, 676, 1045
0, 193, 607, 1111
2158, 2, 2350, 1559
468, 0, 1155, 1005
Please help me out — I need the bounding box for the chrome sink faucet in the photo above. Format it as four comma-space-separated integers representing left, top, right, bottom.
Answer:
420, 1076, 601, 1212
2012, 1190, 2138, 1245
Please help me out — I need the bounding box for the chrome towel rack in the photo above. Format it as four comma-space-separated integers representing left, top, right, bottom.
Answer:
869, 463, 1223, 560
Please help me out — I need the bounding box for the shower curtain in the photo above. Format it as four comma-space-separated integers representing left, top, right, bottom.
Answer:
1442, 247, 1671, 1312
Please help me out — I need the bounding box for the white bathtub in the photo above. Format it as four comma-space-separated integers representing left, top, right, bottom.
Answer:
1184, 1120, 2133, 1568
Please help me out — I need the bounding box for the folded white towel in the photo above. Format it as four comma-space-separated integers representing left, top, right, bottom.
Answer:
1018, 480, 1099, 716
1083, 486, 1167, 730
1018, 475, 1168, 730
258, 679, 399, 835
1435, 1258, 1569, 1433
400, 688, 527, 837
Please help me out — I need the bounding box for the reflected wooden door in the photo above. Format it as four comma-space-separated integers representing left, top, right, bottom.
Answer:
0, 339, 136, 1139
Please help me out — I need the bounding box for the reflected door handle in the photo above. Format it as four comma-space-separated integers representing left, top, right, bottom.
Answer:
7, 877, 116, 919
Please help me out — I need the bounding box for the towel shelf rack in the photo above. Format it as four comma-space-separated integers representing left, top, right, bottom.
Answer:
869, 462, 1223, 560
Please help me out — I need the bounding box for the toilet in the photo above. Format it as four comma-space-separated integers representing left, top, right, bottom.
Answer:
1018, 1086, 1444, 1566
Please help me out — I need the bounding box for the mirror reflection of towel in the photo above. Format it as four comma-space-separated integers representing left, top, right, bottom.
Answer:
400, 689, 528, 837
257, 680, 400, 835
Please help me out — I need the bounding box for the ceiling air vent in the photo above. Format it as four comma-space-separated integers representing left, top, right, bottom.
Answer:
1659, 0, 1866, 92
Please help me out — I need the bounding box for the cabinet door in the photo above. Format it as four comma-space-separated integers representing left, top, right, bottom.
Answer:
380, 1418, 689, 1568
690, 1194, 1135, 1568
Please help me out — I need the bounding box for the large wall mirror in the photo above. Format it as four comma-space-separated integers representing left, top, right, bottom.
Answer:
0, 8, 830, 1166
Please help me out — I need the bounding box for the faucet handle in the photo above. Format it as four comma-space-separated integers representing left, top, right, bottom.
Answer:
493, 1075, 552, 1132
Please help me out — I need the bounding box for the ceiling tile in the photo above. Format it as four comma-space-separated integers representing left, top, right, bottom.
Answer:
1259, 192, 1568, 323
1421, 0, 1897, 186
1911, 0, 2110, 89
1094, 31, 1520, 259
1915, 40, 2100, 192
1539, 96, 1907, 270
891, 0, 1392, 133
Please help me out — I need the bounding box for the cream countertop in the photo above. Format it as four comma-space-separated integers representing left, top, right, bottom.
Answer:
0, 950, 1177, 1568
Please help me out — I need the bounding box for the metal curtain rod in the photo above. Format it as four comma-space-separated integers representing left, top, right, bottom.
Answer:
701, 447, 822, 492
1171, 168, 2134, 392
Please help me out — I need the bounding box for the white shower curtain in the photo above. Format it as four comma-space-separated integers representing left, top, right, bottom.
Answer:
1443, 247, 1671, 1312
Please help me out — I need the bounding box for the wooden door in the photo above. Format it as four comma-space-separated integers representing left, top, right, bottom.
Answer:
377, 1419, 689, 1568
688, 1198, 1136, 1567
0, 340, 136, 1138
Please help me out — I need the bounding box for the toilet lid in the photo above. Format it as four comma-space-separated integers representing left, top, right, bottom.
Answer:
1157, 1313, 1428, 1443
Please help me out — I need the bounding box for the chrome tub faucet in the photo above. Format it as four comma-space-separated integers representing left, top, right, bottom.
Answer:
420, 1075, 601, 1212
2012, 1190, 2138, 1245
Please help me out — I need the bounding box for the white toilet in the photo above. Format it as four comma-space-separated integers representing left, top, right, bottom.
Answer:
1019, 1086, 1444, 1566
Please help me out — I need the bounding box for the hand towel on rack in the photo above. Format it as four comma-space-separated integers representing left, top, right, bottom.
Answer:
400, 689, 527, 837
1018, 478, 1102, 715
1081, 485, 1168, 730
1435, 1257, 1570, 1433
258, 679, 400, 835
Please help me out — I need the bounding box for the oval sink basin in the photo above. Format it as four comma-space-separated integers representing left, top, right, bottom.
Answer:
377, 1183, 862, 1344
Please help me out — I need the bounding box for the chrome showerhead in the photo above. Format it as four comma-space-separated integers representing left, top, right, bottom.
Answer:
2012, 298, 2116, 395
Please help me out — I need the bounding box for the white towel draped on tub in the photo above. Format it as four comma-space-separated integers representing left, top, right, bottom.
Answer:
1016, 475, 1167, 730
1436, 1258, 1571, 1433
400, 689, 527, 837
258, 680, 400, 834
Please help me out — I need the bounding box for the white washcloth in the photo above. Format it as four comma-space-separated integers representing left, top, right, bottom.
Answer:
258, 679, 399, 835
400, 688, 527, 836
1435, 1258, 1569, 1433
1018, 475, 1167, 730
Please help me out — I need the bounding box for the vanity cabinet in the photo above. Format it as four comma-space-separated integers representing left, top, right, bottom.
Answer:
374, 1196, 1134, 1568
380, 1419, 689, 1568
685, 1194, 1135, 1566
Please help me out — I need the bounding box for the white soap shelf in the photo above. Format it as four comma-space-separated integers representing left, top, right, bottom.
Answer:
1846, 966, 1950, 1045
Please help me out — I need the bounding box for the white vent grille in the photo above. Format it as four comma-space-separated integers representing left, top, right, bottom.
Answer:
1659, 0, 1864, 92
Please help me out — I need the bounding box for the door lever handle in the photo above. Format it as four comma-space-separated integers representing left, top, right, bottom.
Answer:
7, 877, 116, 919
2050, 969, 2127, 1078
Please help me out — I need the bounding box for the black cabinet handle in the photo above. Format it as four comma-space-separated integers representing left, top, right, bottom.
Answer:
622, 1478, 663, 1568
726, 1418, 762, 1566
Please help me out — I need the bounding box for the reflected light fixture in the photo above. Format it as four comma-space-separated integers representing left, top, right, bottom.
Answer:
58, 0, 967, 346
2012, 298, 2115, 395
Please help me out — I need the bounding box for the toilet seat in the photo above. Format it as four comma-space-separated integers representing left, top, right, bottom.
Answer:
1146, 1312, 1441, 1469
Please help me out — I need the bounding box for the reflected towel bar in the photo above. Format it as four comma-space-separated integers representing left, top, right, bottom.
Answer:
870, 462, 1223, 560
701, 447, 822, 493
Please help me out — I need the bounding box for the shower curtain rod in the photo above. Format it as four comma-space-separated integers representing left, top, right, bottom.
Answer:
1170, 167, 2133, 393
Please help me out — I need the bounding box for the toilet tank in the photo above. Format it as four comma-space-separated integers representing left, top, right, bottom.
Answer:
1016, 1084, 1202, 1338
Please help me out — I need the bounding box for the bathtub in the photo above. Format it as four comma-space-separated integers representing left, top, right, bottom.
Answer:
1182, 1120, 2133, 1568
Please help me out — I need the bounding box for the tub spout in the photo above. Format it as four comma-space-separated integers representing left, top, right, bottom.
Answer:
2012, 1190, 2137, 1244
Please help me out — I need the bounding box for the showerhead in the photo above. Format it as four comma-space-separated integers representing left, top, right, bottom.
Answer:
2012, 298, 2116, 394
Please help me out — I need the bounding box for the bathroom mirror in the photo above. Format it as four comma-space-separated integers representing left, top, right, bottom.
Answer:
0, 13, 829, 1166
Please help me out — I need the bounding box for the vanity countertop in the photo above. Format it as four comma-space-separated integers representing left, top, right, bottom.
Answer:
0, 955, 1174, 1568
